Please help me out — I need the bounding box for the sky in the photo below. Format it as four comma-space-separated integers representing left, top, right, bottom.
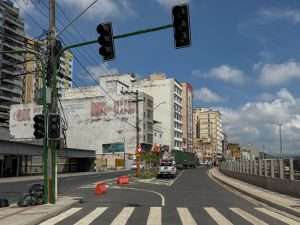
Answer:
14, 0, 300, 154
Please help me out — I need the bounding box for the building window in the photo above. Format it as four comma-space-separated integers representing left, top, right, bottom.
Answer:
147, 122, 153, 131
147, 99, 153, 108
147, 110, 152, 119
160, 134, 162, 138
147, 133, 153, 143
154, 132, 157, 136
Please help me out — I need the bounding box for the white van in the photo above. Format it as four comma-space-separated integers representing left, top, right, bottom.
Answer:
157, 159, 177, 178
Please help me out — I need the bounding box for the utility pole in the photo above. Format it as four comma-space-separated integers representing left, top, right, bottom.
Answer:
279, 124, 283, 159
120, 89, 142, 176
48, 0, 57, 204
135, 90, 141, 177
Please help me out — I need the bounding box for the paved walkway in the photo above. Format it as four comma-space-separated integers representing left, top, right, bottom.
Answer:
0, 196, 79, 225
210, 167, 300, 217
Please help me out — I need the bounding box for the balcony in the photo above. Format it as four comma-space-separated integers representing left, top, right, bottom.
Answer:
0, 86, 22, 95
2, 79, 23, 87
4, 14, 24, 29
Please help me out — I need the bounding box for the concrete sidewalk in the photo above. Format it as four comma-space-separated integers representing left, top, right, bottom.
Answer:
0, 169, 130, 184
0, 196, 79, 225
210, 168, 300, 217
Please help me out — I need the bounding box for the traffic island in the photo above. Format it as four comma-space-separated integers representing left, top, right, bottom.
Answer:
0, 196, 79, 225
210, 168, 300, 218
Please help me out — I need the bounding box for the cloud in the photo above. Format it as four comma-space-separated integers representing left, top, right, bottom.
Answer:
219, 88, 300, 153
13, 0, 35, 15
258, 7, 300, 24
155, 0, 189, 9
208, 65, 246, 85
87, 63, 119, 80
193, 88, 223, 103
193, 65, 246, 85
257, 92, 274, 101
59, 0, 134, 20
257, 60, 300, 85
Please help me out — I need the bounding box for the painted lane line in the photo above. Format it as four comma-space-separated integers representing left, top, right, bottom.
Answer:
230, 208, 268, 225
147, 207, 161, 225
110, 207, 135, 225
177, 207, 197, 225
111, 186, 165, 206
39, 208, 81, 225
255, 208, 300, 225
169, 170, 185, 186
74, 207, 107, 225
204, 207, 234, 225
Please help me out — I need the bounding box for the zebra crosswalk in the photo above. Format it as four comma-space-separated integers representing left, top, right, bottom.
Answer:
38, 206, 300, 225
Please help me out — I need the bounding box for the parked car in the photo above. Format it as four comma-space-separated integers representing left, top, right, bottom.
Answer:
157, 159, 177, 178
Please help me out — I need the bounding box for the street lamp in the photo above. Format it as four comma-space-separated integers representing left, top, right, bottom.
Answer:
154, 101, 167, 111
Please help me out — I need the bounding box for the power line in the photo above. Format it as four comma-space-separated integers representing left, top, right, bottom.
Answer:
13, 0, 46, 36
57, 0, 100, 36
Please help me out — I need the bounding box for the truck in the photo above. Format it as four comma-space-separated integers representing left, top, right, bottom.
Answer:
172, 150, 196, 169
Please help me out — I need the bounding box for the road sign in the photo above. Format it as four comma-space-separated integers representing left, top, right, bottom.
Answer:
137, 144, 142, 153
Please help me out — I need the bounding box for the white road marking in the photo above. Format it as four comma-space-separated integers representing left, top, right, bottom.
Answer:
39, 208, 81, 225
169, 170, 185, 186
255, 208, 300, 225
205, 207, 234, 225
147, 207, 161, 225
110, 207, 135, 225
111, 186, 165, 206
230, 208, 268, 225
74, 207, 107, 225
177, 207, 197, 225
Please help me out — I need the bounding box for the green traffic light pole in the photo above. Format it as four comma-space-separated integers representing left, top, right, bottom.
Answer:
0, 49, 49, 204
48, 23, 173, 203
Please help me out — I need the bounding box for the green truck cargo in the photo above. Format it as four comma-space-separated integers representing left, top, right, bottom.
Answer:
172, 150, 196, 169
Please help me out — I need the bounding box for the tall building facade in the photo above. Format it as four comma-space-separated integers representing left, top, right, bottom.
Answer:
22, 38, 73, 103
181, 82, 193, 152
0, 0, 25, 132
135, 74, 183, 151
193, 108, 223, 160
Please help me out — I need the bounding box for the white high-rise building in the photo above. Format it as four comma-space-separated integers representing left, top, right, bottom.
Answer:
135, 73, 183, 151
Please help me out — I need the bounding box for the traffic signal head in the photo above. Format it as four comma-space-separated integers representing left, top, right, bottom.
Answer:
96, 23, 115, 61
48, 113, 61, 139
172, 4, 191, 48
33, 114, 45, 139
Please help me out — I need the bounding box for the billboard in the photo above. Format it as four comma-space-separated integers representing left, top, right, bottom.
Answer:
102, 143, 124, 154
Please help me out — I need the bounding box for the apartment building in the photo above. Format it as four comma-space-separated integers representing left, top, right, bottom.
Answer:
23, 38, 73, 103
135, 73, 183, 151
181, 82, 193, 152
193, 108, 223, 160
0, 0, 25, 133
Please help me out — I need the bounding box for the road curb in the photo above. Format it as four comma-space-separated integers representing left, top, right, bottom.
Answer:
210, 169, 300, 218
0, 197, 80, 225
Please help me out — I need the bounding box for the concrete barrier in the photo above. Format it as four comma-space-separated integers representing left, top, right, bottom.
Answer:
220, 169, 300, 198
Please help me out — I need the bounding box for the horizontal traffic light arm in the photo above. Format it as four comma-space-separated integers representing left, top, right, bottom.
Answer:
54, 23, 173, 66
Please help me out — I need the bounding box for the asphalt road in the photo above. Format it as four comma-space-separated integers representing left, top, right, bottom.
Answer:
37, 167, 300, 225
0, 170, 132, 204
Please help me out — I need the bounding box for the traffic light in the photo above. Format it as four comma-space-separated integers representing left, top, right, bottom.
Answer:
172, 4, 191, 48
48, 113, 61, 139
96, 22, 115, 61
33, 114, 45, 139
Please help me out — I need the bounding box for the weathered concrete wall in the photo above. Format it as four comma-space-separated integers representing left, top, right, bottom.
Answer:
221, 169, 300, 198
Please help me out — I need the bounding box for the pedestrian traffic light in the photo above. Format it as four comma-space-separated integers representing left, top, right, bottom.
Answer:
33, 114, 45, 139
48, 113, 60, 139
96, 22, 115, 61
172, 4, 191, 48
